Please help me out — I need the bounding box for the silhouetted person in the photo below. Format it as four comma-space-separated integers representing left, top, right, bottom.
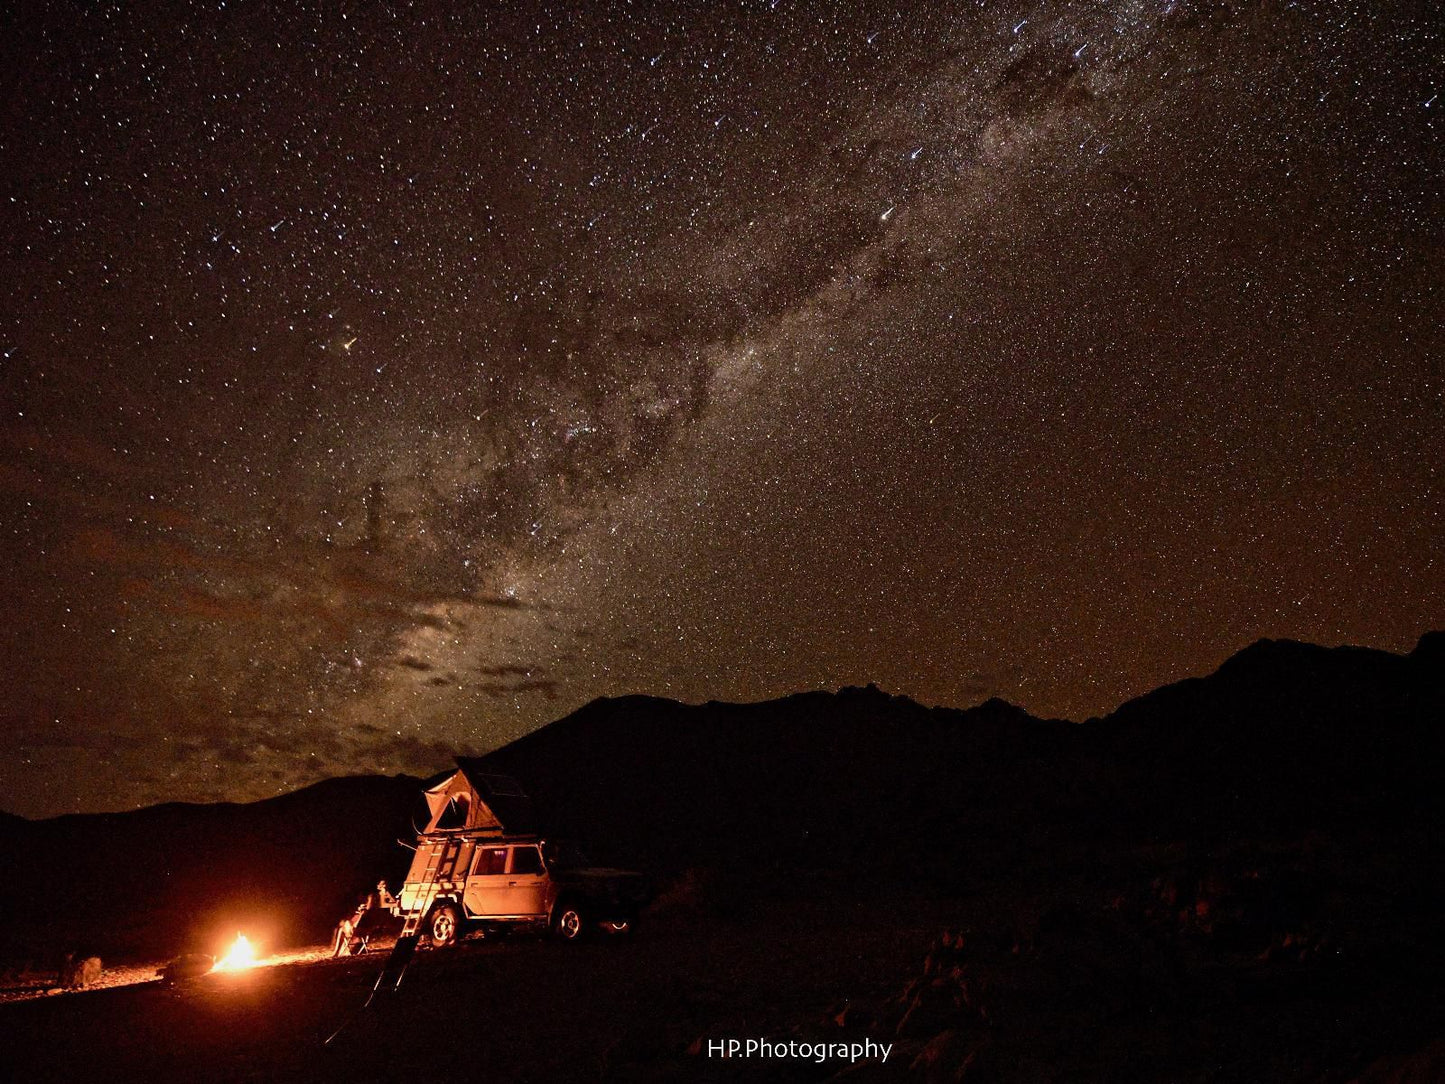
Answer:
331, 881, 397, 957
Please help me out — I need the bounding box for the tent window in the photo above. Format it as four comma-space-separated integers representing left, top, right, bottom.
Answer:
436, 795, 469, 830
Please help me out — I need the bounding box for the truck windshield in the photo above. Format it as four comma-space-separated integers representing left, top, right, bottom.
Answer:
543, 840, 593, 870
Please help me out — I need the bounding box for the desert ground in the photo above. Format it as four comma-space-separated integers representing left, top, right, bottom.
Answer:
5, 861, 1443, 1083
2, 889, 959, 1083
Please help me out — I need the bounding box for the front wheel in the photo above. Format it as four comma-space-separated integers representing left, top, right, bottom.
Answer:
427, 902, 461, 948
599, 918, 633, 936
553, 903, 587, 942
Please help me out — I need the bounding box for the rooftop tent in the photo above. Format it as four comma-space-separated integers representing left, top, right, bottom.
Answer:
420, 760, 537, 835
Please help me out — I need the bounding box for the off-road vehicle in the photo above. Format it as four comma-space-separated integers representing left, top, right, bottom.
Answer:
390, 762, 650, 945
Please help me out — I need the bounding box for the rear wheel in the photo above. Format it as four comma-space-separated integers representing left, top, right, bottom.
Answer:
553, 903, 587, 942
427, 902, 461, 948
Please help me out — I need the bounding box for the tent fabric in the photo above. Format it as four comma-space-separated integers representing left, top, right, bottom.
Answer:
419, 761, 536, 835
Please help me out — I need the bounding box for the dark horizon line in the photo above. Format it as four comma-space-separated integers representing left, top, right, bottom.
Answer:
4, 627, 1440, 825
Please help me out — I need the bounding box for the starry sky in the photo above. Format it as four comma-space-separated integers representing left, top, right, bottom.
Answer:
1, 0, 1439, 817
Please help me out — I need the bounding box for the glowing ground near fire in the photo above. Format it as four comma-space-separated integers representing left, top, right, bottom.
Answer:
0, 943, 338, 1004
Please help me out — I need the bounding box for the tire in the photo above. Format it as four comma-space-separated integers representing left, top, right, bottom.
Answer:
599, 918, 633, 936
427, 902, 461, 948
552, 903, 587, 942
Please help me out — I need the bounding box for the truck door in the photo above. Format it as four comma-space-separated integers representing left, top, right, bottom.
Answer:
463, 845, 510, 917
502, 845, 549, 916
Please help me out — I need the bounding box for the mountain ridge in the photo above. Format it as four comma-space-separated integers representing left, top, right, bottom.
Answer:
0, 630, 1439, 961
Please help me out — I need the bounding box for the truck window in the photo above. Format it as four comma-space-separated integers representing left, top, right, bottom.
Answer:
474, 847, 507, 875
510, 846, 543, 875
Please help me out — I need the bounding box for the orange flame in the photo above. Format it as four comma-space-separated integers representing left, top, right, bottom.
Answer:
214, 933, 258, 971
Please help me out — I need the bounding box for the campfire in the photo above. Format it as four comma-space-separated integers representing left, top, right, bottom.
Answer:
213, 933, 259, 972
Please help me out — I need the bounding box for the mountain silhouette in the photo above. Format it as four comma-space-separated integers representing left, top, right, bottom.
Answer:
1, 632, 1439, 962
0, 775, 422, 961
1093, 635, 1444, 834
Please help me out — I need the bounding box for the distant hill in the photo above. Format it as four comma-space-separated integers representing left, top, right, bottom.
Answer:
477, 687, 1089, 876
473, 633, 1443, 874
1092, 633, 1445, 834
0, 774, 423, 961
1, 632, 1440, 962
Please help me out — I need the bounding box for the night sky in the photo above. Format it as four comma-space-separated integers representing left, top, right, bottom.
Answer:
2, 1, 1439, 817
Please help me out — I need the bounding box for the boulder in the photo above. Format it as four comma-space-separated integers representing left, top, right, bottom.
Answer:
160, 954, 215, 983
897, 978, 965, 1039
909, 1028, 985, 1084
60, 955, 102, 989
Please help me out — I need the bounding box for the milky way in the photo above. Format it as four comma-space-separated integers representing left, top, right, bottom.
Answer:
1, 0, 1439, 815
